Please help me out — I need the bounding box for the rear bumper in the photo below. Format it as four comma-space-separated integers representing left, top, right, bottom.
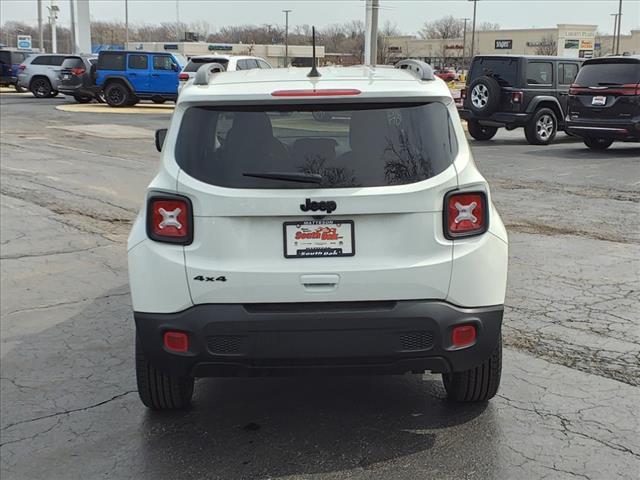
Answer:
0, 75, 17, 85
565, 118, 640, 141
135, 301, 503, 378
458, 108, 532, 127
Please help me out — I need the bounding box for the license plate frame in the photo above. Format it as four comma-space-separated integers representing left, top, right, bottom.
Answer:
283, 220, 355, 258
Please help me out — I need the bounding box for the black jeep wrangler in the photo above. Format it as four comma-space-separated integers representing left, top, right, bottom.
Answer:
459, 55, 582, 145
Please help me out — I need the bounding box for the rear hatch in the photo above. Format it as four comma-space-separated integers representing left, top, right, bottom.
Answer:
59, 56, 86, 88
568, 57, 640, 122
174, 100, 459, 304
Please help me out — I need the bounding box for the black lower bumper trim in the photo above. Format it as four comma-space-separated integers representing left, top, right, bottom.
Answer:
135, 301, 503, 378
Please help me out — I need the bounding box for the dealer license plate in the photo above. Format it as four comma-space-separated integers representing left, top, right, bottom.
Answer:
591, 96, 606, 106
61, 74, 71, 80
284, 220, 355, 258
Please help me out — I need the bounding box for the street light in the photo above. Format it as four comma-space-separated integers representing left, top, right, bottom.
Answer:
468, 0, 479, 60
610, 13, 619, 55
282, 9, 292, 67
615, 0, 623, 55
125, 0, 129, 46
461, 17, 470, 68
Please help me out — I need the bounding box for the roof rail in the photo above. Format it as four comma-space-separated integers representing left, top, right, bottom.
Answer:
394, 59, 435, 81
193, 62, 227, 86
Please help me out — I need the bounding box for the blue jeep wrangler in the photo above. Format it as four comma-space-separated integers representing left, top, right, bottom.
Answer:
0, 49, 30, 92
96, 51, 185, 107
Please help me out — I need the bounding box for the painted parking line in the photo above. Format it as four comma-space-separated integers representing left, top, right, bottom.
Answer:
56, 103, 174, 114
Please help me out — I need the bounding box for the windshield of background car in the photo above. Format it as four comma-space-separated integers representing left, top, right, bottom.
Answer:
470, 58, 518, 86
575, 62, 640, 86
184, 58, 229, 72
175, 102, 458, 189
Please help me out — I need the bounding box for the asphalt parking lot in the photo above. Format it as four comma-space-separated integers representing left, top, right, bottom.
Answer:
1, 92, 639, 479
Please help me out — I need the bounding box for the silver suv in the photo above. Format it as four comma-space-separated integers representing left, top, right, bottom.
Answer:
17, 54, 67, 98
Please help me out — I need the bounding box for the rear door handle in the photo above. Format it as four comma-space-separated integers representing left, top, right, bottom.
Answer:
300, 274, 339, 292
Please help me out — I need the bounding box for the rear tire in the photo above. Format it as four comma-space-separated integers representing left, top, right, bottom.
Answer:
467, 120, 498, 141
30, 77, 53, 98
73, 93, 93, 104
104, 82, 131, 107
583, 137, 614, 150
442, 336, 502, 402
152, 97, 166, 104
135, 334, 194, 410
525, 108, 557, 145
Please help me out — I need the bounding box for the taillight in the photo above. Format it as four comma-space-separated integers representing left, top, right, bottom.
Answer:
461, 88, 467, 100
511, 91, 523, 103
164, 331, 189, 353
452, 325, 477, 348
18, 64, 25, 71
146, 194, 193, 244
444, 191, 488, 239
71, 67, 85, 76
569, 83, 580, 95
178, 72, 189, 80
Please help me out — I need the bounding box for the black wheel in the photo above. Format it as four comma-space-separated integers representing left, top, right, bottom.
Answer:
583, 137, 614, 150
467, 76, 501, 117
14, 83, 27, 93
467, 120, 498, 141
443, 336, 502, 402
104, 82, 131, 107
135, 334, 194, 410
152, 97, 166, 104
73, 93, 93, 104
30, 77, 53, 98
524, 108, 557, 145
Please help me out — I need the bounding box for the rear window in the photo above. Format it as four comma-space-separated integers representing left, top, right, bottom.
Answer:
98, 53, 125, 70
176, 103, 457, 189
61, 57, 84, 69
469, 58, 518, 86
184, 58, 229, 72
575, 62, 640, 86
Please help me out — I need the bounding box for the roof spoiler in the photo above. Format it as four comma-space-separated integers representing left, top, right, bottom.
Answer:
193, 62, 227, 86
394, 59, 435, 81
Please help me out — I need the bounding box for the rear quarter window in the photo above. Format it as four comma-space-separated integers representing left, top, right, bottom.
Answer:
98, 53, 125, 70
175, 102, 458, 189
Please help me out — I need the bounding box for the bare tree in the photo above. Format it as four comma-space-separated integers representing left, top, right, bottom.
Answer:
535, 34, 557, 56
377, 21, 400, 64
477, 22, 500, 31
419, 15, 463, 39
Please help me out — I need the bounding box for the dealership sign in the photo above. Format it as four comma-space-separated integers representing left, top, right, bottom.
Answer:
17, 35, 32, 50
495, 39, 512, 49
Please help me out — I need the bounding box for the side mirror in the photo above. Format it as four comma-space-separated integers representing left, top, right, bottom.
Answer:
155, 128, 167, 152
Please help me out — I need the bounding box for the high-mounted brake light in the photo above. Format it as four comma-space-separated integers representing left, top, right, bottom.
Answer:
71, 67, 85, 76
271, 89, 361, 97
178, 72, 189, 80
146, 195, 193, 244
444, 191, 488, 239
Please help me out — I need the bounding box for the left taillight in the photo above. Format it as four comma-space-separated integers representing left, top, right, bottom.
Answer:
146, 194, 193, 244
444, 191, 488, 239
18, 64, 25, 71
71, 67, 85, 76
178, 72, 189, 81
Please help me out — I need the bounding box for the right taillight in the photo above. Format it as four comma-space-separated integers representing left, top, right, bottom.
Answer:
444, 191, 488, 239
18, 64, 25, 71
178, 72, 189, 80
146, 194, 193, 244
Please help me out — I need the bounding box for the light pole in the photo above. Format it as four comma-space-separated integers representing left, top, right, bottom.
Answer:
176, 0, 181, 41
461, 18, 470, 68
37, 0, 44, 52
125, 0, 129, 47
47, 1, 60, 53
282, 9, 291, 67
615, 0, 623, 55
469, 0, 478, 60
610, 13, 619, 55
69, 0, 76, 53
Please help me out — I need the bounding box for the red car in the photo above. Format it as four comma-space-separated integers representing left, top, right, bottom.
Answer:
435, 69, 456, 82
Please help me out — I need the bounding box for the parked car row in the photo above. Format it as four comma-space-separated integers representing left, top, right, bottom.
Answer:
7, 50, 272, 107
458, 54, 639, 150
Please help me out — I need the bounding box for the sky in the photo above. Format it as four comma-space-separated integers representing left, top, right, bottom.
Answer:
1, 0, 639, 36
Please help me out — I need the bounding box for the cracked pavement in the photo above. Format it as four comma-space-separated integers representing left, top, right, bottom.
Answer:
1, 93, 639, 479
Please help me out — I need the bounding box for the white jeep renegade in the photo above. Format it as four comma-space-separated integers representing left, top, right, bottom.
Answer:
128, 60, 509, 410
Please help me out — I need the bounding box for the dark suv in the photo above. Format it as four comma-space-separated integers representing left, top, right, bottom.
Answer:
459, 55, 582, 145
58, 55, 99, 103
565, 55, 640, 150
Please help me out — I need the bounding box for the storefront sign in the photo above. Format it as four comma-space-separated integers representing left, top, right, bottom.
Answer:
495, 39, 513, 49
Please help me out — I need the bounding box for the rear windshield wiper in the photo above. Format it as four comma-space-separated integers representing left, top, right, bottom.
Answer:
242, 171, 323, 184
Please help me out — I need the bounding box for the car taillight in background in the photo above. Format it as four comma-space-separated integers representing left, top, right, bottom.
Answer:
18, 64, 25, 71
444, 191, 488, 239
460, 88, 466, 100
71, 67, 85, 76
178, 72, 189, 80
511, 91, 523, 103
146, 194, 193, 244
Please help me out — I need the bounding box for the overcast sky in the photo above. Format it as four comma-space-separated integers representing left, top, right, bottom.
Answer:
1, 0, 639, 36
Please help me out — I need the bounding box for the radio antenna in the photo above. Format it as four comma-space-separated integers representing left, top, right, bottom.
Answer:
307, 26, 321, 78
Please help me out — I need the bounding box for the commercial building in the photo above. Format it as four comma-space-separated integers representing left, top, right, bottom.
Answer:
124, 41, 325, 67
386, 24, 640, 67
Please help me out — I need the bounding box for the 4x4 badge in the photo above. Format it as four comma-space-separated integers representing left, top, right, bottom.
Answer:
300, 198, 337, 214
